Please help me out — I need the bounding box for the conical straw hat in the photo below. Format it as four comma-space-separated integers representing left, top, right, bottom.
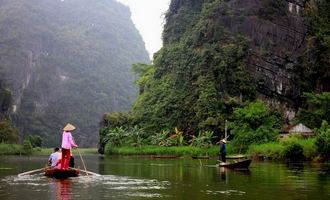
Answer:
63, 123, 76, 131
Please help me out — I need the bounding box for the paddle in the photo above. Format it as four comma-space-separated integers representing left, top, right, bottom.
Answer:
17, 168, 45, 177
71, 168, 101, 176
76, 147, 88, 175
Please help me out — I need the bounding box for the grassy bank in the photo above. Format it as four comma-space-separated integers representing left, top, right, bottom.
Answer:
247, 138, 318, 161
33, 148, 99, 156
105, 138, 322, 162
0, 144, 98, 156
105, 145, 236, 157
0, 143, 24, 155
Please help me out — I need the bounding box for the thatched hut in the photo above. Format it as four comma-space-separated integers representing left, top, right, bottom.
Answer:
280, 123, 315, 138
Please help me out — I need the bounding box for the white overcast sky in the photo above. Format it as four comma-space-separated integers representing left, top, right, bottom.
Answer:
116, 0, 171, 59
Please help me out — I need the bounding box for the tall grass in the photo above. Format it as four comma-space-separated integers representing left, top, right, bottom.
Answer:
0, 144, 98, 156
105, 145, 234, 157
247, 142, 285, 160
33, 148, 98, 156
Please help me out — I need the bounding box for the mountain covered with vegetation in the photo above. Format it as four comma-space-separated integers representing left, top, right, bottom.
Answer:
0, 0, 149, 146
99, 0, 329, 152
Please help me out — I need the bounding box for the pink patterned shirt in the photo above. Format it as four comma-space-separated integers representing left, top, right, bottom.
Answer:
61, 131, 77, 149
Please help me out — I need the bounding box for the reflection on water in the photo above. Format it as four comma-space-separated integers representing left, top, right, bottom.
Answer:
0, 155, 329, 200
55, 179, 72, 200
215, 165, 251, 181
1, 174, 170, 200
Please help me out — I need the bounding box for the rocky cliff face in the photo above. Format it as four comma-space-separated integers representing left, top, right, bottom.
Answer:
223, 0, 306, 120
0, 0, 149, 146
165, 0, 307, 120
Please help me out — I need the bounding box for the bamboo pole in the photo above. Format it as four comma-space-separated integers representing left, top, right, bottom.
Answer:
76, 148, 88, 176
225, 119, 227, 139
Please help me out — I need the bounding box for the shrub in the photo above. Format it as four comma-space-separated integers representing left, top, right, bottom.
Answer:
283, 142, 304, 161
0, 119, 19, 143
0, 143, 23, 155
26, 135, 42, 147
315, 121, 330, 159
231, 100, 280, 152
247, 142, 285, 160
189, 130, 214, 148
22, 139, 34, 155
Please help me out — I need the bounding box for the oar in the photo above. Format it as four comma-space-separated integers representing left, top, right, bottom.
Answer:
76, 147, 88, 176
71, 168, 101, 176
18, 167, 46, 177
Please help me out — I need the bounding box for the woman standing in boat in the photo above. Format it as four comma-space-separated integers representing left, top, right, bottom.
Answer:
61, 123, 78, 170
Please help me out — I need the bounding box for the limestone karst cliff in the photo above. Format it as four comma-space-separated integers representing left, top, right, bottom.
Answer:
0, 0, 149, 146
126, 0, 329, 136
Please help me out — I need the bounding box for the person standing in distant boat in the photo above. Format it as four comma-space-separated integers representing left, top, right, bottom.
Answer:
218, 139, 227, 163
61, 123, 78, 170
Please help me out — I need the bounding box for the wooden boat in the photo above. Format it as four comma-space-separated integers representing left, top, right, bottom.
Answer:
192, 156, 210, 159
151, 155, 181, 159
226, 155, 247, 159
44, 168, 80, 178
218, 159, 251, 169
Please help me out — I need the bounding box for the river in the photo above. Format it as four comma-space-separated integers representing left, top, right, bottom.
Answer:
0, 155, 329, 200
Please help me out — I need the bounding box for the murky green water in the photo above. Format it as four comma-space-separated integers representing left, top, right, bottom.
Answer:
0, 155, 329, 199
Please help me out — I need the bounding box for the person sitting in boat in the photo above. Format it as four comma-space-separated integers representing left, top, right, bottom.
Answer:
218, 139, 227, 163
61, 123, 78, 170
48, 147, 61, 168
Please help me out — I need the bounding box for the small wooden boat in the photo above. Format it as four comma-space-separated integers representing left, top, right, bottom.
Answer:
151, 155, 181, 159
218, 159, 251, 169
44, 168, 80, 178
226, 155, 247, 159
192, 156, 210, 159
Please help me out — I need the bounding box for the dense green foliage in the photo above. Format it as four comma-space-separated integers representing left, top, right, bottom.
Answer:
315, 121, 330, 159
0, 119, 19, 144
100, 0, 329, 160
0, 81, 18, 144
105, 145, 231, 157
130, 0, 256, 138
0, 143, 24, 155
0, 0, 149, 146
247, 137, 317, 161
300, 0, 330, 91
297, 92, 330, 128
230, 101, 281, 152
25, 135, 43, 148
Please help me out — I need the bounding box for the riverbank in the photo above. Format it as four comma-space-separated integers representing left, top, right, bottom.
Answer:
247, 138, 320, 161
0, 143, 98, 155
0, 143, 24, 155
104, 137, 328, 162
34, 148, 99, 156
105, 145, 238, 157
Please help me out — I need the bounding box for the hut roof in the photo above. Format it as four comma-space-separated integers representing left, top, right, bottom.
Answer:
281, 123, 314, 134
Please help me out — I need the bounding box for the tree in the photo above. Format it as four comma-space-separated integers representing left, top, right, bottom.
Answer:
300, 0, 330, 91
315, 121, 330, 160
0, 119, 19, 144
26, 135, 43, 148
297, 92, 330, 128
230, 100, 280, 152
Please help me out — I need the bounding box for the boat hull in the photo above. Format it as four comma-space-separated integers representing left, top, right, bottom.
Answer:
44, 168, 79, 178
192, 156, 210, 159
151, 155, 181, 159
218, 159, 252, 169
